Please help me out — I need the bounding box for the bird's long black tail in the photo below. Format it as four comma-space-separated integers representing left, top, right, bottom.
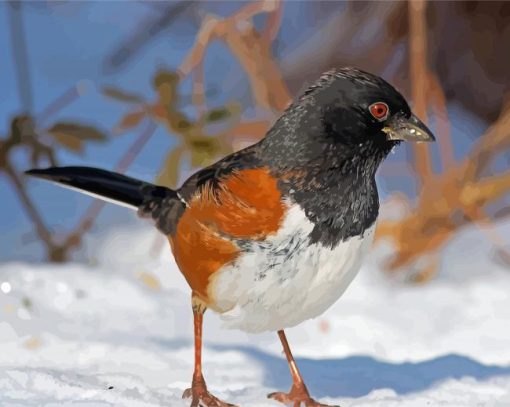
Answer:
25, 166, 175, 210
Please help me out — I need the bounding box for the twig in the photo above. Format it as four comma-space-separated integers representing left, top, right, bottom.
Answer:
4, 158, 55, 249
178, 14, 220, 79
104, 1, 198, 74
191, 57, 206, 115
408, 0, 433, 184
428, 73, 455, 170
37, 83, 88, 128
262, 0, 283, 42
7, 1, 33, 113
461, 97, 510, 180
178, 0, 290, 113
62, 121, 158, 247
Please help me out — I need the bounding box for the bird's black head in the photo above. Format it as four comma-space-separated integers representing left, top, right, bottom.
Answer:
262, 67, 434, 175
259, 68, 435, 247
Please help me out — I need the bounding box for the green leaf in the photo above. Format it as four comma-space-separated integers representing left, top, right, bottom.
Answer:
46, 122, 108, 153
50, 133, 83, 152
157, 145, 185, 188
164, 108, 192, 134
153, 70, 180, 89
203, 102, 241, 124
205, 107, 230, 123
102, 86, 145, 104
48, 122, 107, 141
153, 70, 180, 107
190, 149, 213, 168
188, 136, 221, 167
176, 118, 192, 130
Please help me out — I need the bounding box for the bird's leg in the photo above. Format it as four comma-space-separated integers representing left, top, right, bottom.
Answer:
268, 330, 338, 407
182, 297, 236, 407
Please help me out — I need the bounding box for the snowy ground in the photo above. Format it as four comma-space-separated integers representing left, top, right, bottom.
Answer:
1, 223, 510, 406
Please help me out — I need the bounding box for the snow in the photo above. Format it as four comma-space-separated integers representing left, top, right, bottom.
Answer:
1, 223, 510, 406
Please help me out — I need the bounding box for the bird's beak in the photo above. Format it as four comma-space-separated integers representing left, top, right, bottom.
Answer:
382, 113, 435, 142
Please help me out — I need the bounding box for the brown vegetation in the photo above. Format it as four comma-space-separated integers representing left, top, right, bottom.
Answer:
0, 85, 107, 261
374, 0, 510, 280
166, 0, 510, 280
7, 0, 509, 272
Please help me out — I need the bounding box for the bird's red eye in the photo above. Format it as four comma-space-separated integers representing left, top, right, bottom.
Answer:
369, 102, 389, 121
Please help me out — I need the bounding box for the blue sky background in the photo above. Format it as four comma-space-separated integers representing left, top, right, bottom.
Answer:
0, 1, 489, 262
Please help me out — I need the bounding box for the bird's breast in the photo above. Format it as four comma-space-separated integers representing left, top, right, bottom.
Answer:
209, 204, 375, 333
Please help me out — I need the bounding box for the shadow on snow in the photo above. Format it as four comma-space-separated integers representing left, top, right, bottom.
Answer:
211, 344, 510, 398
151, 338, 510, 398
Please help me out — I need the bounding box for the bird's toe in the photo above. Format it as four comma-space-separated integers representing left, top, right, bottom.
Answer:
183, 387, 237, 407
268, 390, 338, 407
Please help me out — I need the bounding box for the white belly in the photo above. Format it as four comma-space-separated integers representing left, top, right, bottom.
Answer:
209, 205, 375, 333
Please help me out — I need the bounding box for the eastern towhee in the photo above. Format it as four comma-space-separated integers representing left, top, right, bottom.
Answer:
27, 68, 435, 407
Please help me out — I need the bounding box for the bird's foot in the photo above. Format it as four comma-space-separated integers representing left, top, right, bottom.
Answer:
182, 376, 237, 407
268, 384, 339, 407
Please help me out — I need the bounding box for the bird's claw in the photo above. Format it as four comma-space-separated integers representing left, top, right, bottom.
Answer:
268, 391, 339, 407
182, 385, 237, 407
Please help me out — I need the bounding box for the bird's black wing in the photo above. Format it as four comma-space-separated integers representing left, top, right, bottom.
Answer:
177, 142, 263, 202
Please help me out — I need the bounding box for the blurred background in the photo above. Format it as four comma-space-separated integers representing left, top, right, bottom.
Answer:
1, 1, 510, 405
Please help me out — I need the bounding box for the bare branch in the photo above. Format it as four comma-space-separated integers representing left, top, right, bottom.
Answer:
62, 121, 158, 249
428, 73, 455, 171
461, 97, 510, 181
8, 1, 33, 113
262, 0, 283, 43
408, 0, 434, 184
4, 158, 55, 249
191, 57, 206, 115
37, 82, 88, 128
178, 15, 220, 79
178, 1, 290, 113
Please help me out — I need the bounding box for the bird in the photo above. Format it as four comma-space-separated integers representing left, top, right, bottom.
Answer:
26, 67, 435, 407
